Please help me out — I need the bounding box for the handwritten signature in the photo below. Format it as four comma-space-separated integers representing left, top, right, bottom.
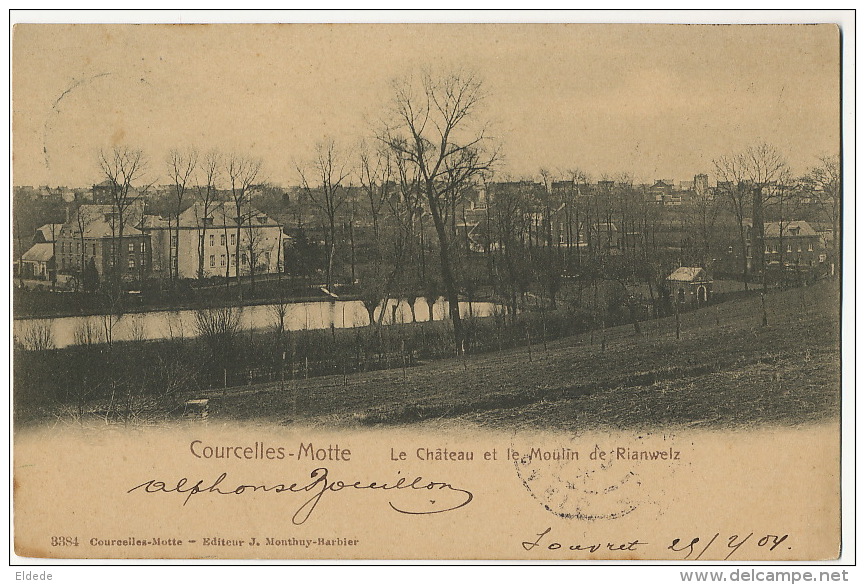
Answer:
127, 467, 473, 525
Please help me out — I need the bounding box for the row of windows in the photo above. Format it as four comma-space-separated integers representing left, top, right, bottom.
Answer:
765, 242, 814, 254
58, 241, 146, 254
208, 252, 271, 268
209, 233, 236, 247
58, 254, 147, 271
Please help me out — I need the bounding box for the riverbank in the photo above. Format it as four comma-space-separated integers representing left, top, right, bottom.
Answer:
12, 276, 352, 320
13, 275, 502, 321
13, 301, 581, 425
14, 280, 840, 431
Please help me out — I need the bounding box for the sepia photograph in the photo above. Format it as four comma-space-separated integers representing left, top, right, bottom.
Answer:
9, 13, 851, 564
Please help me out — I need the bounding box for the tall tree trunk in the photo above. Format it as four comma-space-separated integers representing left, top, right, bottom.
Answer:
198, 226, 206, 280
235, 217, 243, 299
327, 216, 336, 291
430, 210, 462, 351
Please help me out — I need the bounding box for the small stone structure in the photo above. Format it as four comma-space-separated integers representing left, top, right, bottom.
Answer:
667, 267, 713, 305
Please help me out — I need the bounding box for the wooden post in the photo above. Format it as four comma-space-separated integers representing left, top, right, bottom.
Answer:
542, 312, 548, 352
761, 292, 768, 327
401, 339, 407, 380
675, 299, 681, 340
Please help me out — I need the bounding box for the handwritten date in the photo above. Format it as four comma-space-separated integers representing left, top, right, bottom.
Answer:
669, 532, 790, 560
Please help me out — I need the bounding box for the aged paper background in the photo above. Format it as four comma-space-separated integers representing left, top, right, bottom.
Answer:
11, 22, 845, 561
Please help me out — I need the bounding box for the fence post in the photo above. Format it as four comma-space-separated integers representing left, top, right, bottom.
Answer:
761, 292, 768, 327
675, 300, 681, 340
401, 339, 407, 380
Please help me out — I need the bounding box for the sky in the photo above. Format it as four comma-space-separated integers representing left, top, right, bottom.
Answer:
12, 22, 841, 188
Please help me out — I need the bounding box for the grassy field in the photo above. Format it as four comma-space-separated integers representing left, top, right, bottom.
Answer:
199, 280, 841, 432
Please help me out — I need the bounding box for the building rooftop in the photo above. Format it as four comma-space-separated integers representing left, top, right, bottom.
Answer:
667, 266, 710, 282
22, 243, 54, 262
35, 223, 64, 242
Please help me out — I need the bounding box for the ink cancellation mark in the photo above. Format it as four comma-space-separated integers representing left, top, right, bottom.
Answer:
512, 432, 684, 521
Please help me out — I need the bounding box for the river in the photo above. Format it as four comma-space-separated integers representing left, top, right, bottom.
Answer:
14, 297, 500, 349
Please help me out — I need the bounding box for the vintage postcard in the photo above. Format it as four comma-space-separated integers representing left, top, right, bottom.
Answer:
11, 19, 848, 562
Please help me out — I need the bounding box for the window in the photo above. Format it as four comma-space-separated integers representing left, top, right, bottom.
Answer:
170, 235, 177, 248
209, 254, 215, 267
264, 252, 270, 265
231, 254, 236, 266
241, 253, 247, 265
209, 234, 215, 247
765, 245, 770, 254
220, 254, 226, 267
128, 259, 135, 270
797, 244, 802, 253
220, 234, 226, 246
819, 254, 826, 263
230, 234, 235, 246
128, 242, 134, 252
92, 243, 97, 255
786, 244, 792, 253
808, 243, 814, 252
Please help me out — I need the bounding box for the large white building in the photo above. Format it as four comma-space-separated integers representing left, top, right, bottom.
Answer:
145, 202, 284, 279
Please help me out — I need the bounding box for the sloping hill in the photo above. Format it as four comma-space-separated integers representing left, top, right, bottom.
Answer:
209, 281, 841, 431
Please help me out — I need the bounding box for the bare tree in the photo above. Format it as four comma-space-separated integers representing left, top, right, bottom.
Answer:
803, 154, 840, 275
68, 199, 97, 291
98, 146, 148, 288
298, 139, 351, 293
194, 149, 221, 280
98, 286, 125, 348
489, 181, 531, 317
768, 172, 803, 277
16, 320, 55, 351
242, 216, 271, 294
225, 153, 263, 295
358, 141, 393, 242
218, 204, 235, 286
194, 306, 242, 385
688, 178, 723, 268
713, 171, 752, 288
715, 144, 788, 292
380, 69, 497, 351
166, 148, 198, 283
715, 144, 789, 290
73, 317, 103, 346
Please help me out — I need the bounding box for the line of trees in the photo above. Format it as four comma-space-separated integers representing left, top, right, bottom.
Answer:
16, 67, 840, 345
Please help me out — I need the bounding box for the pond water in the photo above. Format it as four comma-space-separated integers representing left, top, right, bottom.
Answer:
15, 297, 500, 349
